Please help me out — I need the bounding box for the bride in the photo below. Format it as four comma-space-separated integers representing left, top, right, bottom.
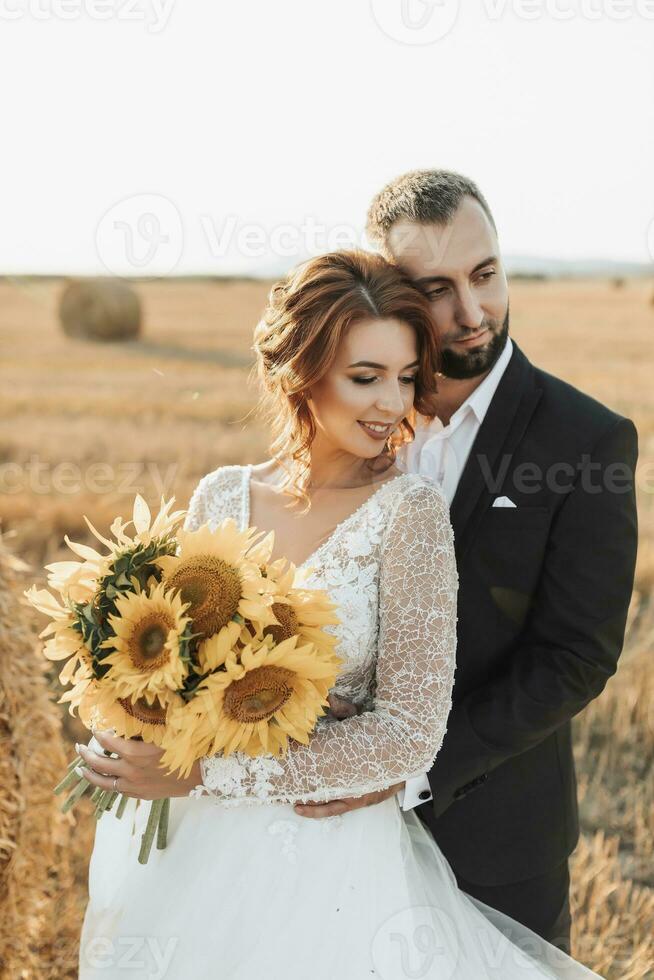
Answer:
77, 251, 601, 979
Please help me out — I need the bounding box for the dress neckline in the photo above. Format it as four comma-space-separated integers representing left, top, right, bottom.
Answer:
241, 463, 410, 571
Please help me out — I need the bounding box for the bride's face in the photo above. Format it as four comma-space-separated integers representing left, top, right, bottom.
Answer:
307, 316, 419, 460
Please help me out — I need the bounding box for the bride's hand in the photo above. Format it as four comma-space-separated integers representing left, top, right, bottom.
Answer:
75, 729, 202, 800
294, 782, 404, 819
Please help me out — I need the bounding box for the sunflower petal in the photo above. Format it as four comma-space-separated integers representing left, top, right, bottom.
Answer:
132, 494, 152, 535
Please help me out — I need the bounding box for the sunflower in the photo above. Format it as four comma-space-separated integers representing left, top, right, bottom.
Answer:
38, 492, 184, 603
44, 554, 106, 604
23, 584, 75, 627
44, 622, 94, 682
154, 519, 276, 646
81, 681, 183, 747
159, 633, 343, 778
98, 580, 192, 699
23, 585, 94, 686
194, 621, 242, 673
56, 657, 96, 717
248, 556, 341, 660
100, 492, 187, 553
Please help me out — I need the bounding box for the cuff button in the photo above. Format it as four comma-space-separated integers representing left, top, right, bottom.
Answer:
418, 790, 431, 801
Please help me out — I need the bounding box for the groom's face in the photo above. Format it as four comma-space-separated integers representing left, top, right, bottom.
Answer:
387, 197, 509, 380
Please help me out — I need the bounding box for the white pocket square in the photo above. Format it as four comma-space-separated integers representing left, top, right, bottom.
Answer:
492, 496, 517, 508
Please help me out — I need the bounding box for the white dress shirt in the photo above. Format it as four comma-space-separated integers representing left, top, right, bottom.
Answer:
394, 337, 514, 810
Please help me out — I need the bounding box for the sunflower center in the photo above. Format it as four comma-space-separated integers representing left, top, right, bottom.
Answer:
169, 556, 242, 637
263, 603, 300, 645
130, 613, 174, 670
118, 695, 167, 725
223, 666, 295, 723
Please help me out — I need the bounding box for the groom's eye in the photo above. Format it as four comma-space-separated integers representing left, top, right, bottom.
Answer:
425, 287, 449, 299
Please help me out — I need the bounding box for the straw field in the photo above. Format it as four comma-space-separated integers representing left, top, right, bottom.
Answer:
0, 274, 652, 978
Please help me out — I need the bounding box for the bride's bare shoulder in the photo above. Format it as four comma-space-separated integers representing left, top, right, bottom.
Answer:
249, 460, 285, 488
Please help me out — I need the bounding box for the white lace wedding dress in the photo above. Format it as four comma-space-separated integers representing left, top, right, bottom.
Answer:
79, 464, 601, 979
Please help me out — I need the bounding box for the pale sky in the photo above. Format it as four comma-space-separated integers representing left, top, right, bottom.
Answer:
1, 1, 653, 276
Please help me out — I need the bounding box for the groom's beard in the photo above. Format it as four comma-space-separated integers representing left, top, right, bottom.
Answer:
439, 309, 510, 380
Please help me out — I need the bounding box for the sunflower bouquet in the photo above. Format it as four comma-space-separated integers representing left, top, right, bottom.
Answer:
24, 493, 342, 863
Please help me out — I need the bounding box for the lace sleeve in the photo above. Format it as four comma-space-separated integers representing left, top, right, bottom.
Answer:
183, 477, 209, 532
192, 478, 459, 806
182, 466, 242, 532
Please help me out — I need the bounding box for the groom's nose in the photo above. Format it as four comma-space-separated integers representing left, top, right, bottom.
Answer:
453, 285, 484, 331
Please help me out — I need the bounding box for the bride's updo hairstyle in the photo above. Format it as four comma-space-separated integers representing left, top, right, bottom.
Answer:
251, 250, 441, 510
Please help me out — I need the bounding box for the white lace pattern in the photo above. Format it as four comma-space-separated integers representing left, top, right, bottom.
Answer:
184, 464, 458, 806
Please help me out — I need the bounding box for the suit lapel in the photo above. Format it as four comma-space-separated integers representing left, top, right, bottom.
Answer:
449, 341, 542, 564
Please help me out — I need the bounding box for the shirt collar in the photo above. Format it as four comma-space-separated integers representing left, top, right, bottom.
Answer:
463, 335, 514, 424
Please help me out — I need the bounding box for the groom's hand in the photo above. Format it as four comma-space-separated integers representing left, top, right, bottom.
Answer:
326, 693, 360, 719
294, 694, 403, 817
294, 782, 405, 819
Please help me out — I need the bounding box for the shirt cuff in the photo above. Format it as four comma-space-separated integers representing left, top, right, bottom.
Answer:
399, 773, 433, 811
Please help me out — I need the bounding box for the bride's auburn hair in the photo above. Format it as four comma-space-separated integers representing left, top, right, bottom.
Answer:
251, 250, 441, 509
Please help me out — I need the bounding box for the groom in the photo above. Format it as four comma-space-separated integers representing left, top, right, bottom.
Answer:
293, 169, 639, 955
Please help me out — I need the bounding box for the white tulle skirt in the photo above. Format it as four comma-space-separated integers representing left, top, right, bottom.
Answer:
78, 792, 602, 980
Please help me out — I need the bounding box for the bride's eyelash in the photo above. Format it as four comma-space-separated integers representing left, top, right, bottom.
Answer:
352, 376, 417, 386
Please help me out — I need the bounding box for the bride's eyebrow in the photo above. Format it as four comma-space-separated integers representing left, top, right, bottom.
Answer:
347, 359, 420, 370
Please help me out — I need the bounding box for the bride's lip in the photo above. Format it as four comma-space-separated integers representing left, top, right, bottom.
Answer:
357, 420, 395, 440
454, 329, 489, 347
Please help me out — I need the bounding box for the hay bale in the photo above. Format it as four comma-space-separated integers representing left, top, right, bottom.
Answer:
59, 277, 141, 342
0, 534, 77, 977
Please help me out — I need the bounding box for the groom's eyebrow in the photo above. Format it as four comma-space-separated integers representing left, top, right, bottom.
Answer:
416, 255, 498, 285
348, 359, 420, 369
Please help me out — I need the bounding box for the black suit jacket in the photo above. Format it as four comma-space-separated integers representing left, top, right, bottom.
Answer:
416, 339, 639, 886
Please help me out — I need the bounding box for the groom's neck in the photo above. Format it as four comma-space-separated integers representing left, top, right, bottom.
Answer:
434, 372, 489, 427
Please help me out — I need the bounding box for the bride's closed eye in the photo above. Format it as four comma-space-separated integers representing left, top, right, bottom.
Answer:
351, 375, 417, 386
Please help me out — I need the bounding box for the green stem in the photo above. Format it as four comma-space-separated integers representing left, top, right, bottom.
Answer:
156, 798, 170, 850
54, 758, 83, 795
61, 777, 92, 813
93, 790, 110, 818
138, 799, 164, 864
105, 790, 120, 810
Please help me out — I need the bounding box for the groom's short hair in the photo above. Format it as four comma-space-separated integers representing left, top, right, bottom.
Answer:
366, 169, 497, 255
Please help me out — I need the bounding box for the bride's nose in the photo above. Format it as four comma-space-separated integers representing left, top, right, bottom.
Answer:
374, 382, 406, 417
